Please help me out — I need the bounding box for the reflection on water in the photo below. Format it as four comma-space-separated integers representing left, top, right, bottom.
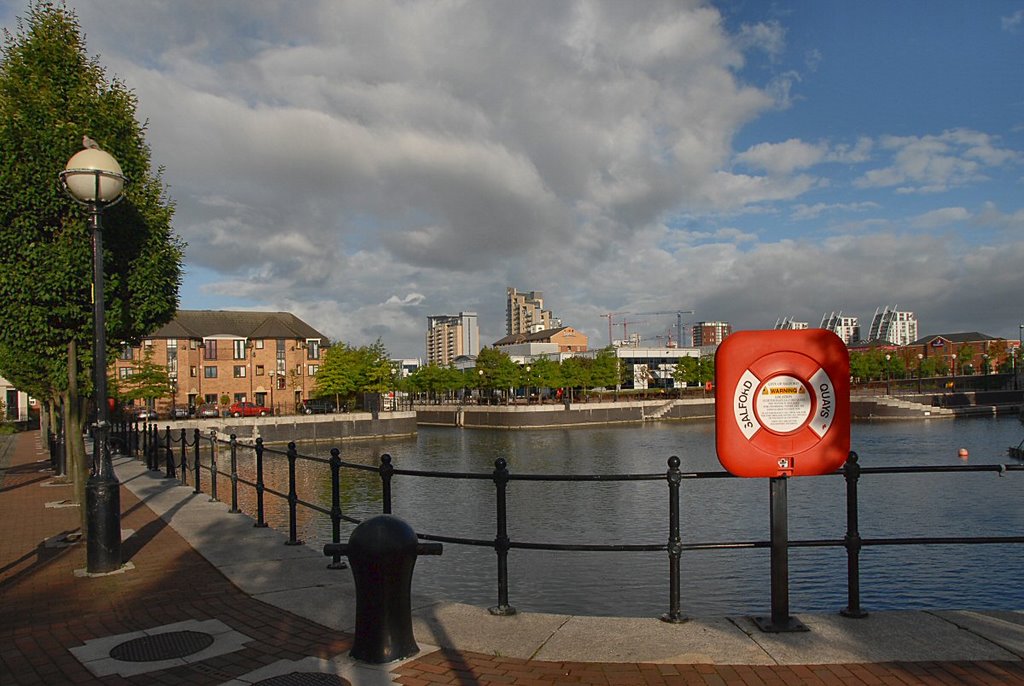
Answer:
212, 416, 1024, 618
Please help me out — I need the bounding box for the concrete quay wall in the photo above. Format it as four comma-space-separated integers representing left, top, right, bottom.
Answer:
417, 399, 715, 429
160, 411, 418, 445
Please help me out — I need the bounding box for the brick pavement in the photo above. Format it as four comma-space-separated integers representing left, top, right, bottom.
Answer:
2, 429, 1024, 685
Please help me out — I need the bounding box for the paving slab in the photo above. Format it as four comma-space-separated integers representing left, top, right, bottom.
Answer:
532, 615, 773, 664
411, 601, 572, 659
935, 609, 1024, 656
738, 610, 1022, 664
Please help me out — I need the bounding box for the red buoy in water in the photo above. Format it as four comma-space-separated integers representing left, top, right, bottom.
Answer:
958, 447, 969, 459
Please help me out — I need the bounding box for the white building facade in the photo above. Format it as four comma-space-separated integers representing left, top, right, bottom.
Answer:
820, 311, 861, 344
868, 306, 918, 346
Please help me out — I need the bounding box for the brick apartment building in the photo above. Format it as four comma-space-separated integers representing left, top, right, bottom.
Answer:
112, 310, 327, 416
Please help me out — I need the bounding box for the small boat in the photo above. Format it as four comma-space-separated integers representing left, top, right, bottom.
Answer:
1009, 439, 1024, 459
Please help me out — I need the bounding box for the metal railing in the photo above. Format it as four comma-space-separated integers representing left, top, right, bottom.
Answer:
109, 419, 1024, 629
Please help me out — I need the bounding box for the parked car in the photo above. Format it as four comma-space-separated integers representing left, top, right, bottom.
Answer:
170, 406, 191, 419
197, 403, 220, 418
298, 398, 336, 415
131, 407, 158, 421
228, 401, 271, 417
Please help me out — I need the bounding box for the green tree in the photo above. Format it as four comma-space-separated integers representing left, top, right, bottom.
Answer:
109, 347, 171, 412
560, 355, 593, 400
313, 344, 362, 408
529, 357, 562, 400
0, 2, 183, 513
591, 347, 621, 390
475, 347, 519, 403
673, 354, 714, 393
313, 340, 392, 409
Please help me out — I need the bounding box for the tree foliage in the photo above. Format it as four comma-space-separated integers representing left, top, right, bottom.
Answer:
0, 2, 183, 396
313, 340, 392, 407
109, 347, 171, 409
672, 354, 714, 387
0, 2, 183, 500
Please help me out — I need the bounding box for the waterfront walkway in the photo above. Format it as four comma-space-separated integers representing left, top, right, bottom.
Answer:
3, 430, 1024, 684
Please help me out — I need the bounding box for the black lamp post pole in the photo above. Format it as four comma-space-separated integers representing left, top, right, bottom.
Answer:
85, 175, 121, 574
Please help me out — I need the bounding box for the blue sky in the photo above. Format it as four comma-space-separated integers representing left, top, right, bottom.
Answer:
4, 1, 1022, 357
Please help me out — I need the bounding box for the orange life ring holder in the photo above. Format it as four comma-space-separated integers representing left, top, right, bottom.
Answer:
715, 330, 850, 478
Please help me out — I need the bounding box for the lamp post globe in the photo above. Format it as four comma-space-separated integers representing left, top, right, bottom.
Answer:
60, 143, 126, 574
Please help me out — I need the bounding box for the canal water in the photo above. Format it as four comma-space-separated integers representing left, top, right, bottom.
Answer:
241, 416, 1024, 618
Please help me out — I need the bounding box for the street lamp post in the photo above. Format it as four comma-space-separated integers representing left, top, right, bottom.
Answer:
951, 353, 957, 392
1012, 349, 1018, 392
885, 354, 891, 395
916, 353, 924, 394
269, 370, 276, 414
60, 141, 126, 574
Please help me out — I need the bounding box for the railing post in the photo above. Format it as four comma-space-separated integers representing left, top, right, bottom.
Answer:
753, 476, 807, 632
489, 457, 516, 616
328, 447, 347, 569
208, 430, 219, 502
140, 421, 149, 468
379, 454, 394, 514
662, 455, 685, 623
229, 434, 240, 513
841, 451, 868, 618
285, 441, 303, 545
254, 437, 268, 528
179, 428, 188, 486
164, 426, 175, 479
192, 428, 202, 494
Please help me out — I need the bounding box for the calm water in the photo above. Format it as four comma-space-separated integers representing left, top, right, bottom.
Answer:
237, 416, 1024, 618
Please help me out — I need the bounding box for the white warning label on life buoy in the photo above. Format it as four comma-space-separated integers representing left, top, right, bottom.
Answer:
755, 375, 811, 434
733, 369, 762, 439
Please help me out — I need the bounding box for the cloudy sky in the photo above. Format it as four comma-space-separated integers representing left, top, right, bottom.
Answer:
6, 1, 1023, 357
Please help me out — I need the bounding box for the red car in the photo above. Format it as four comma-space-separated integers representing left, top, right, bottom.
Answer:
228, 401, 271, 417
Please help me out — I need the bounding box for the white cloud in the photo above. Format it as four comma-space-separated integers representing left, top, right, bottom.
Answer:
790, 201, 879, 221
735, 138, 827, 174
854, 129, 1018, 193
38, 1, 1022, 354
911, 207, 970, 229
1002, 10, 1024, 33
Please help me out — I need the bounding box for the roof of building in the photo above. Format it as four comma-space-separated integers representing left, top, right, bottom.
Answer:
909, 332, 999, 345
149, 310, 327, 341
493, 326, 578, 346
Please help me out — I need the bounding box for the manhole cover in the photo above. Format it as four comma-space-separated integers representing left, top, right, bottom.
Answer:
109, 630, 215, 662
255, 673, 351, 686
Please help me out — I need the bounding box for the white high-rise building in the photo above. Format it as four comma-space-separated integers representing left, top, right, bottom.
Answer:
774, 317, 808, 330
868, 306, 918, 346
425, 312, 480, 366
820, 311, 860, 344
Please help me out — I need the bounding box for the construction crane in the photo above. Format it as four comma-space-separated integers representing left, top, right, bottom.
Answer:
631, 310, 695, 348
619, 320, 646, 346
599, 311, 629, 347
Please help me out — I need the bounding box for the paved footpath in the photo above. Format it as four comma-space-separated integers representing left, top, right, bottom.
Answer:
2, 429, 1024, 685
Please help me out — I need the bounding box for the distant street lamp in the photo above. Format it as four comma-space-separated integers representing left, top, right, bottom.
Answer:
916, 353, 924, 394
60, 141, 126, 574
1012, 349, 1018, 392
269, 370, 277, 414
951, 353, 957, 392
885, 354, 891, 395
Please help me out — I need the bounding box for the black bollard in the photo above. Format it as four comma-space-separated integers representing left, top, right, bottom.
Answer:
324, 515, 442, 663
